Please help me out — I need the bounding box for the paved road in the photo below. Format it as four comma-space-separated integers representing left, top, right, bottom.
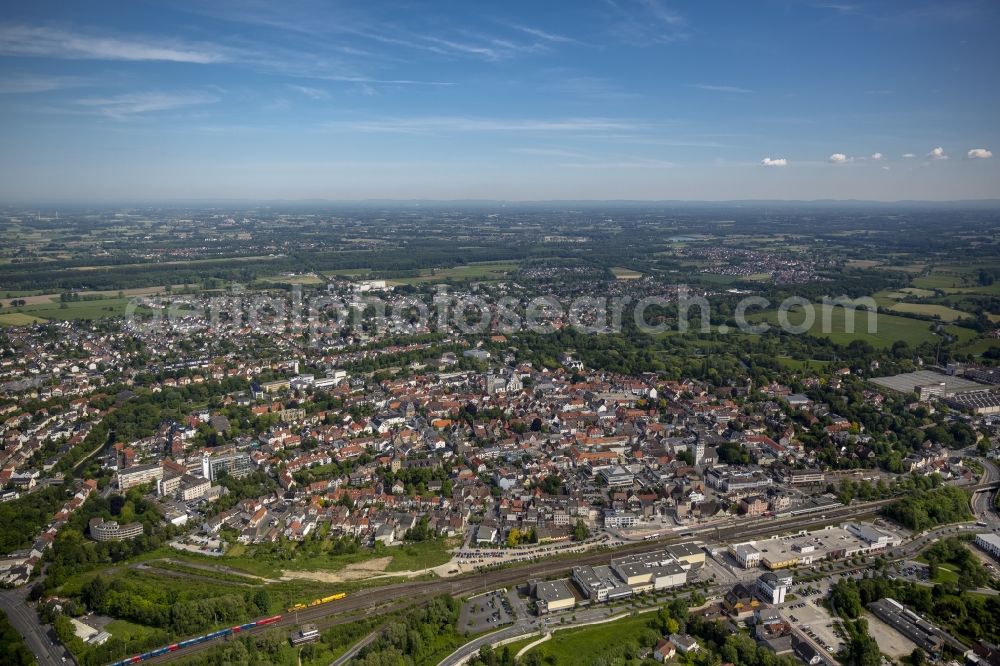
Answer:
329, 629, 381, 666
972, 458, 1000, 529
0, 586, 75, 666
80, 486, 994, 665
141, 497, 895, 664
438, 521, 981, 666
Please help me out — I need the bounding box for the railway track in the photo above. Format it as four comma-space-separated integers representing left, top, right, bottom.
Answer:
138, 498, 892, 665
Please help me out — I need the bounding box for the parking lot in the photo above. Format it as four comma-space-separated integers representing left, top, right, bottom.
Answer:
784, 597, 843, 655
458, 590, 515, 634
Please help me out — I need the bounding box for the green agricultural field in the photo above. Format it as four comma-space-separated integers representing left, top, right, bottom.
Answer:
520, 613, 660, 665
0, 312, 47, 326
889, 302, 970, 321
913, 274, 963, 289
259, 273, 323, 285
876, 263, 927, 274
388, 261, 520, 285
899, 287, 936, 297
0, 297, 139, 321
749, 303, 948, 347
958, 338, 1000, 357
610, 266, 643, 279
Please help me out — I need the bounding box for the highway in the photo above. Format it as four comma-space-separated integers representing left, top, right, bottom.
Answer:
971, 457, 1000, 529
0, 585, 75, 666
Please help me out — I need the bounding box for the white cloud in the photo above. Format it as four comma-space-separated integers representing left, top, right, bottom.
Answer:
870, 152, 883, 161
927, 146, 949, 160
75, 91, 220, 118
322, 116, 637, 134
760, 157, 787, 167
691, 84, 753, 94
559, 159, 674, 169
967, 148, 992, 159
902, 153, 915, 158
288, 85, 329, 99
0, 24, 231, 63
506, 23, 577, 44
0, 74, 88, 93
828, 153, 851, 164
509, 148, 587, 158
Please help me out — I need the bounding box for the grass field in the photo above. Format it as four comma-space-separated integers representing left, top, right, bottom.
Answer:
146, 537, 456, 580
69, 254, 279, 271
0, 312, 47, 326
913, 275, 964, 289
260, 273, 323, 285
775, 357, 834, 372
383, 539, 456, 572
519, 613, 660, 664
0, 297, 138, 321
387, 261, 521, 285
749, 303, 950, 348
610, 266, 643, 279
104, 619, 170, 648
876, 263, 927, 274
889, 303, 970, 321
958, 338, 1000, 357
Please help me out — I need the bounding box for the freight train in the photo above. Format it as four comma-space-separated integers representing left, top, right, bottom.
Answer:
287, 591, 346, 612
108, 614, 282, 666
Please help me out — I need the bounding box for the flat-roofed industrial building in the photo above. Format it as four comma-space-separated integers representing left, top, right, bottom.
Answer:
529, 579, 576, 614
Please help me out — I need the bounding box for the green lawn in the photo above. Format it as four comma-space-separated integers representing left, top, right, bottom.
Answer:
520, 613, 660, 665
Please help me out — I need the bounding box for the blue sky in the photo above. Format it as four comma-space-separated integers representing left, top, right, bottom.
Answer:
0, 0, 998, 202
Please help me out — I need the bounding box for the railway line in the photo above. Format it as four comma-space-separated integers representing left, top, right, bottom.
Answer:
136, 496, 896, 665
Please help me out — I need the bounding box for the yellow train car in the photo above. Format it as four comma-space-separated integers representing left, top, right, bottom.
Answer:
288, 593, 346, 612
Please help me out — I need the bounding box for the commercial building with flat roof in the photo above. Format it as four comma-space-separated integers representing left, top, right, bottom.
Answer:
757, 572, 792, 604
944, 391, 1000, 415
572, 565, 633, 602
871, 370, 987, 399
530, 579, 576, 614
975, 533, 1000, 561
751, 523, 900, 570
867, 598, 963, 655
610, 550, 687, 592
730, 543, 761, 569
666, 542, 706, 567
